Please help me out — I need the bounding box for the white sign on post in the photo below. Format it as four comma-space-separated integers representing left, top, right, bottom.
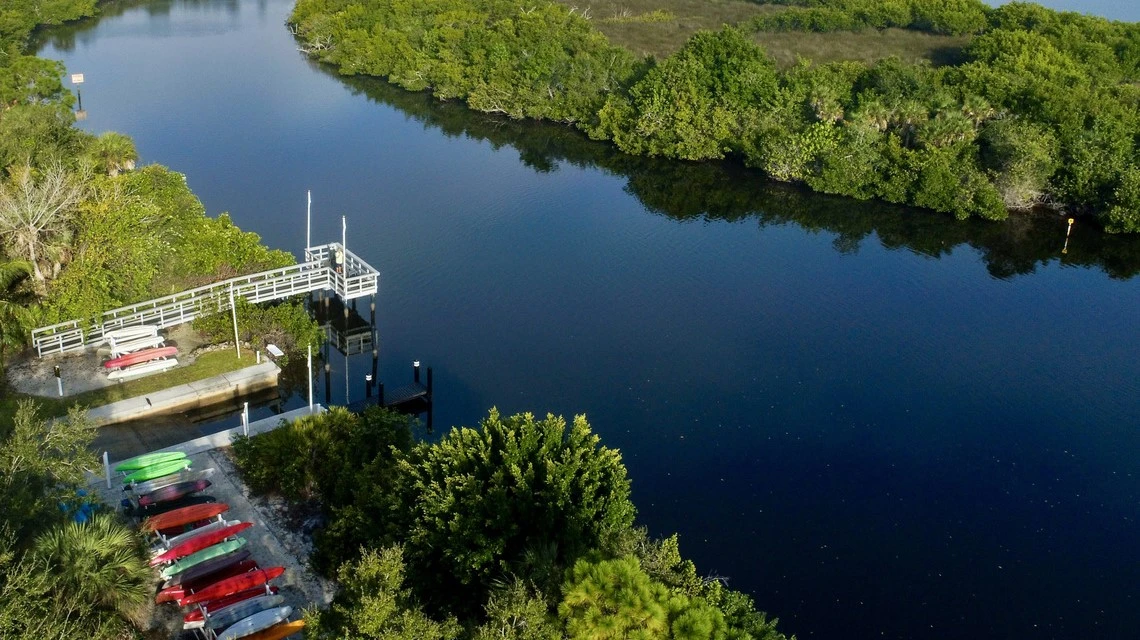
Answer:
71, 73, 85, 84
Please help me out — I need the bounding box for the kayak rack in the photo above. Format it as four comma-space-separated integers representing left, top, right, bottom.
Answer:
31, 242, 378, 357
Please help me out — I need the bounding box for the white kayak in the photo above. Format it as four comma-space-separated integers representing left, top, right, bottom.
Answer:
216, 606, 293, 640
98, 325, 158, 346
202, 594, 286, 632
109, 333, 165, 358
106, 357, 177, 380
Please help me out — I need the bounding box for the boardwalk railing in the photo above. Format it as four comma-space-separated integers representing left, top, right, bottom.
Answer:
32, 243, 378, 357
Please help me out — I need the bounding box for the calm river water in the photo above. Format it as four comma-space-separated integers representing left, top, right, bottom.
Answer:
39, 1, 1140, 638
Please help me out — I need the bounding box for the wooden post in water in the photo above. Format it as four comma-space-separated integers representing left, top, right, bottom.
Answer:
371, 348, 378, 392
413, 360, 421, 385
365, 374, 373, 398
1063, 218, 1075, 255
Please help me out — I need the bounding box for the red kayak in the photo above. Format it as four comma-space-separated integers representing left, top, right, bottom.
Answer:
142, 503, 228, 532
183, 585, 280, 623
180, 567, 285, 606
138, 479, 212, 507
104, 346, 177, 369
155, 560, 259, 604
150, 522, 253, 566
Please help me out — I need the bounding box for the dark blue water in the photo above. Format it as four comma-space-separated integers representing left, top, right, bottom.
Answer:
38, 2, 1140, 638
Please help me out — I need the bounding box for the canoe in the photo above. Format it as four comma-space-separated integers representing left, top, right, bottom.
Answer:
98, 325, 158, 346
142, 503, 229, 532
160, 538, 247, 579
137, 479, 211, 506
134, 495, 216, 522
127, 468, 215, 494
156, 560, 260, 604
114, 451, 187, 472
162, 549, 252, 588
151, 522, 252, 566
109, 333, 165, 357
124, 458, 191, 484
151, 519, 240, 555
184, 586, 279, 623
206, 594, 285, 632
106, 357, 178, 380
182, 567, 285, 606
104, 346, 178, 369
216, 606, 293, 640
244, 620, 305, 640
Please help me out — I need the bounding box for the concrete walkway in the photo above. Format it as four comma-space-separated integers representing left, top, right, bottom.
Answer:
83, 361, 282, 426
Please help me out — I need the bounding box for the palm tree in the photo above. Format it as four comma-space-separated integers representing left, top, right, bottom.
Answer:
961, 94, 995, 127
33, 513, 151, 622
87, 132, 138, 177
0, 164, 88, 294
918, 110, 977, 148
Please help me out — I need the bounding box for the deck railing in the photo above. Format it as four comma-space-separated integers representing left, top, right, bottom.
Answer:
32, 243, 378, 357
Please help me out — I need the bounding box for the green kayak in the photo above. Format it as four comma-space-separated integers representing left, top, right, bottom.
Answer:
115, 451, 187, 473
124, 459, 191, 484
160, 538, 247, 579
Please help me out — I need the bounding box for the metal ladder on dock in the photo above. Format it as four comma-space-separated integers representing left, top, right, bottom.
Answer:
31, 243, 379, 357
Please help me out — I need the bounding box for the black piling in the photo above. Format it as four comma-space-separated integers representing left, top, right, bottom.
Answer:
371, 349, 378, 388
365, 374, 373, 398
324, 362, 332, 403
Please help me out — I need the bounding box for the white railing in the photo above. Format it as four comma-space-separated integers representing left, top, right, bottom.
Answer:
32, 243, 379, 357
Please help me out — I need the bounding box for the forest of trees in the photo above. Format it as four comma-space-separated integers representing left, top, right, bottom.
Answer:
232, 406, 791, 639
287, 0, 1140, 232
0, 0, 310, 370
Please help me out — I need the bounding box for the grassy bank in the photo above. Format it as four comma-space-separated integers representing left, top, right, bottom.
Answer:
0, 350, 256, 422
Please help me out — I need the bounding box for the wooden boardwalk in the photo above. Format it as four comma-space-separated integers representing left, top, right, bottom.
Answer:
32, 243, 378, 357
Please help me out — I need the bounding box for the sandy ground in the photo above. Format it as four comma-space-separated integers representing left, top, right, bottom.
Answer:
88, 448, 334, 639
9, 324, 208, 398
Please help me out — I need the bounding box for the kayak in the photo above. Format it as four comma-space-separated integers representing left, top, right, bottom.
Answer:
151, 522, 252, 566
162, 549, 252, 588
108, 333, 165, 357
127, 468, 214, 495
124, 458, 191, 484
151, 518, 239, 555
216, 606, 293, 640
104, 346, 178, 369
137, 479, 211, 506
184, 585, 279, 623
134, 495, 216, 523
106, 357, 178, 380
182, 567, 285, 606
142, 502, 229, 532
156, 560, 260, 604
160, 538, 247, 579
114, 451, 187, 472
205, 594, 285, 632
98, 324, 158, 346
244, 620, 305, 640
